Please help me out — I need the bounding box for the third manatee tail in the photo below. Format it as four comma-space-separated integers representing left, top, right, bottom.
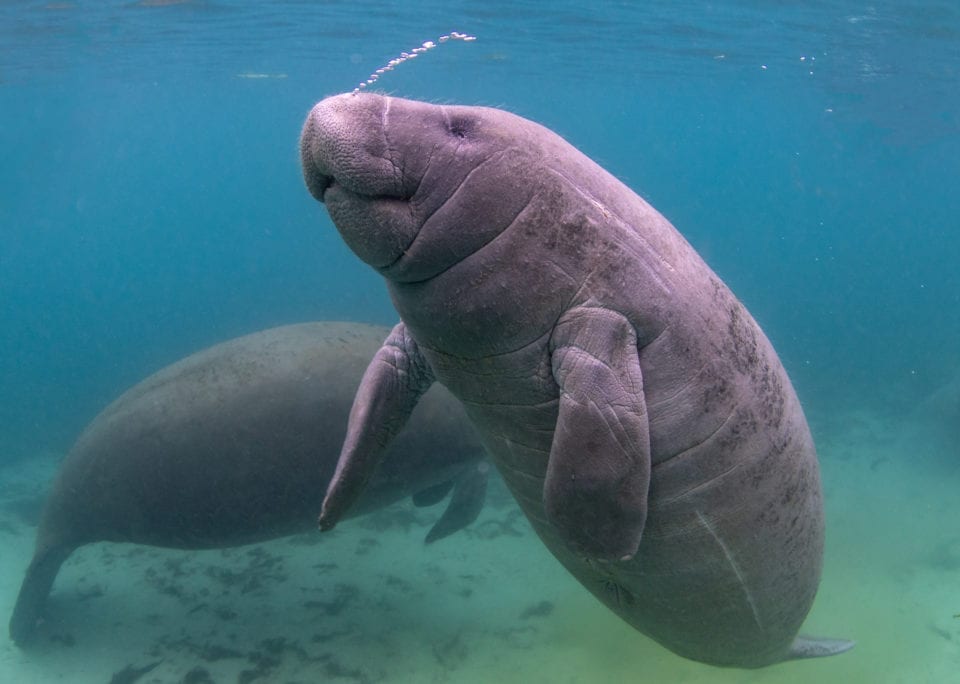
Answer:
424, 463, 489, 544
9, 543, 74, 647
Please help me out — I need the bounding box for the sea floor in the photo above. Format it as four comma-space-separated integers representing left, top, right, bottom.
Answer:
0, 408, 957, 684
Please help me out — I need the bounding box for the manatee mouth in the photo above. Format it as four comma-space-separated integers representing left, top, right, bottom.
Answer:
303, 166, 334, 203
303, 162, 406, 207
305, 165, 423, 273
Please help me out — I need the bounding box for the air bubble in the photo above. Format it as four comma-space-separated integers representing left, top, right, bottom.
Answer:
352, 31, 477, 95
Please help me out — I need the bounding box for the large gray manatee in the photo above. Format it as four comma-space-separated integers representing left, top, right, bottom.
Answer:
300, 94, 853, 668
9, 322, 487, 646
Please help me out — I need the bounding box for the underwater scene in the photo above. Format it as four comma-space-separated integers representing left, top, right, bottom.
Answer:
1, 1, 958, 682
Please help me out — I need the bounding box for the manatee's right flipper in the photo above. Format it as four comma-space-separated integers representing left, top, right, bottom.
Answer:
424, 462, 489, 544
319, 322, 435, 530
9, 543, 74, 646
546, 306, 651, 561
787, 634, 856, 660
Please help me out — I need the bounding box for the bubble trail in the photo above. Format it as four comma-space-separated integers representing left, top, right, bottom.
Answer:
352, 31, 477, 95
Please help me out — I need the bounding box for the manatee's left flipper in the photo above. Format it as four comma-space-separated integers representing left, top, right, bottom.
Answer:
424, 462, 490, 544
787, 635, 856, 660
319, 322, 435, 530
412, 479, 456, 507
546, 306, 651, 561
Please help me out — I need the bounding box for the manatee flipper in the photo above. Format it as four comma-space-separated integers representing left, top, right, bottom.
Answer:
546, 307, 651, 561
412, 479, 456, 507
787, 635, 856, 660
9, 543, 75, 646
319, 322, 435, 530
425, 462, 490, 543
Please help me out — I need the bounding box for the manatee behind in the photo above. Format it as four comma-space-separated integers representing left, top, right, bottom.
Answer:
10, 321, 487, 646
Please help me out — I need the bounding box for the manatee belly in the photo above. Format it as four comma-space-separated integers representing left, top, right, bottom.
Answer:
450, 353, 823, 669
486, 423, 822, 667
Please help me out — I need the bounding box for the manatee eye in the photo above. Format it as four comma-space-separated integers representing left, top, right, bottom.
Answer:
447, 116, 471, 139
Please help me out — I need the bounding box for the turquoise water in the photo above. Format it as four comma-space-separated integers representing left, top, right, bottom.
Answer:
1, 1, 958, 682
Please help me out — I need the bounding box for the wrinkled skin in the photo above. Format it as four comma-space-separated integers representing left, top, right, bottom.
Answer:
9, 322, 486, 646
301, 94, 852, 667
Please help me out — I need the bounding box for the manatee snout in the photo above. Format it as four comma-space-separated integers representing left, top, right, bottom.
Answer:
299, 93, 404, 203
299, 93, 433, 271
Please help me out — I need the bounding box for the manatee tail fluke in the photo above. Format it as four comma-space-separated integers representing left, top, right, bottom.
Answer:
9, 544, 73, 647
787, 634, 856, 660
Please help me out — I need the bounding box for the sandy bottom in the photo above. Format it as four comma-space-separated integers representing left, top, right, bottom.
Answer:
0, 408, 957, 684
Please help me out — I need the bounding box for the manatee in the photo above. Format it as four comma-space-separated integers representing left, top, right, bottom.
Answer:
300, 93, 854, 668
9, 321, 486, 646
